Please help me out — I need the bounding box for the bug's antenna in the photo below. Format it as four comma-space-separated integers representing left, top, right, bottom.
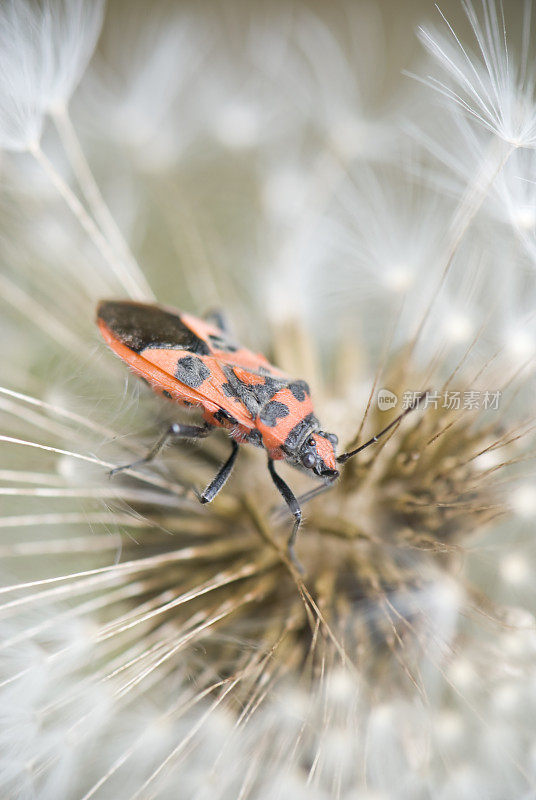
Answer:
336, 390, 429, 465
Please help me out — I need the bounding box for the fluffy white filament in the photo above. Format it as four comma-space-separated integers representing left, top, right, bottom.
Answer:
0, 0, 104, 151
418, 0, 536, 148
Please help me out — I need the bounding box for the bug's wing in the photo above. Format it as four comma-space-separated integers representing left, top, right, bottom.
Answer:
180, 312, 288, 378
97, 302, 289, 426
133, 346, 257, 428
97, 310, 254, 427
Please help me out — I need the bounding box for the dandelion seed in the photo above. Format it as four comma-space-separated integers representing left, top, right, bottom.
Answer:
0, 0, 152, 300
0, 0, 104, 152
418, 0, 536, 148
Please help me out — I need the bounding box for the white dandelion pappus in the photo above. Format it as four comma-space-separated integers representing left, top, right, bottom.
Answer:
293, 2, 399, 163
85, 5, 212, 172
407, 107, 536, 240
418, 0, 536, 148
198, 6, 304, 154
254, 5, 402, 338
302, 165, 449, 351
489, 149, 536, 267
0, 0, 152, 302
0, 0, 104, 152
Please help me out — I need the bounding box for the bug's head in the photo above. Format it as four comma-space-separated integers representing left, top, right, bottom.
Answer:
298, 431, 339, 480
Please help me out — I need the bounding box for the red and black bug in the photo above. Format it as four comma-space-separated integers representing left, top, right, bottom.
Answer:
97, 300, 425, 569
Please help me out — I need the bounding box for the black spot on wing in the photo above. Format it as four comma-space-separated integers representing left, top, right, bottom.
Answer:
98, 301, 210, 355
222, 367, 288, 414
260, 401, 289, 427
253, 376, 288, 406
225, 377, 259, 417
162, 390, 172, 399
221, 382, 239, 400
175, 356, 211, 388
288, 380, 310, 402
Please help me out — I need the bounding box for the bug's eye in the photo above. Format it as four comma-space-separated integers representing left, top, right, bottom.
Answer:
301, 452, 315, 469
327, 433, 338, 446
307, 437, 316, 447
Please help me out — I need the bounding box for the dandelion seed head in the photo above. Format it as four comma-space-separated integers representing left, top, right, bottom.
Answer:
1, 0, 536, 797
2, 339, 518, 795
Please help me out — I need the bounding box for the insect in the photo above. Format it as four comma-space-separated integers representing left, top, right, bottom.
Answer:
97, 300, 425, 569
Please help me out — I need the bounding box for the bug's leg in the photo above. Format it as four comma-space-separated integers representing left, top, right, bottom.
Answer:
267, 459, 304, 573
198, 440, 239, 503
109, 422, 212, 477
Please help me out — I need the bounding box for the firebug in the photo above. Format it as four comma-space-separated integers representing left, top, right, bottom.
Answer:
97, 301, 425, 569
